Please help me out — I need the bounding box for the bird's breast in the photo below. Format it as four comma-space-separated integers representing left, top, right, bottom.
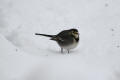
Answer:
60, 38, 79, 49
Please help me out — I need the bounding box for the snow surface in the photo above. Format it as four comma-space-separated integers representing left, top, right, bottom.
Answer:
0, 0, 120, 80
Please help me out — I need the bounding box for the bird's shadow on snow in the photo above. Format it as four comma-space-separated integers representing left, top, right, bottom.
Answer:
47, 48, 80, 55
47, 48, 62, 55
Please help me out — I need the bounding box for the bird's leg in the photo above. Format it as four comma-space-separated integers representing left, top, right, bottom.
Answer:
67, 49, 70, 54
61, 48, 63, 53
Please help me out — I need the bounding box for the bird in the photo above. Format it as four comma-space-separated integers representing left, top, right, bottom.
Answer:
35, 28, 79, 53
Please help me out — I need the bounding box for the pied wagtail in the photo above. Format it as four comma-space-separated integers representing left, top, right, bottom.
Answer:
35, 28, 79, 53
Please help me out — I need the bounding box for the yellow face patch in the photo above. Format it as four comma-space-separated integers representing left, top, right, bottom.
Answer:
72, 31, 79, 38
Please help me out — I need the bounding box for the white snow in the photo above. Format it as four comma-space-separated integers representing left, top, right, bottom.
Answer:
0, 0, 120, 80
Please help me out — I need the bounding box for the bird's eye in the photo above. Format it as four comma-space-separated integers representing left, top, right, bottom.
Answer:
72, 31, 75, 34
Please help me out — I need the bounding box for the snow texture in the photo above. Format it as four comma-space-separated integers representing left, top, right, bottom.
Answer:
0, 0, 120, 80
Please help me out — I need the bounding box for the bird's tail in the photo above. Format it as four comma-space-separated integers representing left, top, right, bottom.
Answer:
35, 33, 55, 37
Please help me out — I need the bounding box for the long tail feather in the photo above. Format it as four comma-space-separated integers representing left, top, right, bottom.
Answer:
35, 33, 55, 37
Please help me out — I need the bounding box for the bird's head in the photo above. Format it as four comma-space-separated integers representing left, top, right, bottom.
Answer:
70, 28, 79, 38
